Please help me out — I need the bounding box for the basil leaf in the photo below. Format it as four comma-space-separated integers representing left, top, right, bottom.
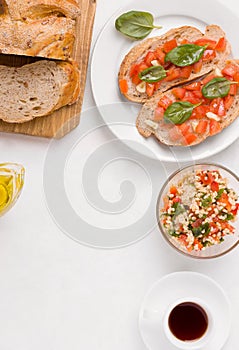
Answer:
202, 77, 238, 99
139, 65, 167, 82
115, 11, 162, 40
165, 44, 206, 67
164, 101, 201, 124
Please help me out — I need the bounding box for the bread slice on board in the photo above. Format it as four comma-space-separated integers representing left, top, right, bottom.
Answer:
136, 60, 239, 146
0, 16, 76, 60
119, 25, 231, 103
0, 60, 80, 123
5, 0, 80, 20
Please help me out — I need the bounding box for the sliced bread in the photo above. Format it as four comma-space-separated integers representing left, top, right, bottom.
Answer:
136, 60, 239, 146
119, 25, 231, 103
0, 60, 80, 123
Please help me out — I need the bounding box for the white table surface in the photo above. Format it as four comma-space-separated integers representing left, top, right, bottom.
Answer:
0, 0, 238, 349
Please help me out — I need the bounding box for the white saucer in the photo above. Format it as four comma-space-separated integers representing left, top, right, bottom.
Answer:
139, 271, 231, 350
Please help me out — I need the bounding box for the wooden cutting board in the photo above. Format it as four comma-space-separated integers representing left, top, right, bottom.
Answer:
0, 0, 96, 138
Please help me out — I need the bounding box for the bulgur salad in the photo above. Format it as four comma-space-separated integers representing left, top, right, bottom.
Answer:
160, 169, 239, 251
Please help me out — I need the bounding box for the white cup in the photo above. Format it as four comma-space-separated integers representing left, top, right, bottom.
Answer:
163, 297, 214, 350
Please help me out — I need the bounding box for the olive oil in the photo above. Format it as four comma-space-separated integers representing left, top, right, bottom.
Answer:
0, 163, 24, 216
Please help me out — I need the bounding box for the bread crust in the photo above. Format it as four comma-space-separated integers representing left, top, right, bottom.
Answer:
0, 16, 76, 60
119, 25, 231, 103
136, 60, 239, 146
5, 0, 80, 20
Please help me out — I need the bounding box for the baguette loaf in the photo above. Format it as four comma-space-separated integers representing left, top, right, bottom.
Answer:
0, 60, 80, 123
0, 16, 75, 60
119, 25, 231, 103
136, 60, 239, 146
5, 0, 80, 20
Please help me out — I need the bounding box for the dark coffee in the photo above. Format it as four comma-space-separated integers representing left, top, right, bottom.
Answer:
168, 302, 208, 341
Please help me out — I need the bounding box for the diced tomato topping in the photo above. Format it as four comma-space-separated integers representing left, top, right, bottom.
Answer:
195, 120, 209, 134
172, 87, 186, 99
222, 63, 238, 77
218, 193, 231, 211
146, 83, 155, 97
180, 66, 192, 79
224, 95, 234, 110
158, 95, 173, 109
217, 99, 226, 117
153, 106, 165, 121
210, 98, 225, 117
231, 203, 239, 216
183, 133, 197, 145
209, 119, 221, 135
194, 38, 217, 49
220, 222, 234, 233
215, 37, 226, 52
192, 90, 203, 99
131, 74, 141, 85
176, 123, 190, 135
185, 82, 201, 91
170, 186, 178, 195
192, 59, 203, 73
200, 171, 215, 185
211, 181, 219, 192
202, 74, 216, 85
154, 81, 162, 91
137, 63, 149, 73
163, 39, 177, 53
191, 105, 209, 119
202, 49, 216, 61
155, 48, 166, 65
181, 39, 191, 45
182, 91, 201, 104
229, 83, 237, 96
144, 51, 156, 66
233, 71, 239, 82
119, 79, 128, 94
165, 67, 181, 81
129, 63, 138, 77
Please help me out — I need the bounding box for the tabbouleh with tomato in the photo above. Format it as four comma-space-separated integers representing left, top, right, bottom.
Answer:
160, 169, 239, 251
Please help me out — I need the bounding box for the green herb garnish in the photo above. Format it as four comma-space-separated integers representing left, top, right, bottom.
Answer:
164, 101, 201, 124
202, 196, 212, 207
115, 11, 162, 40
202, 77, 238, 99
192, 222, 210, 237
165, 44, 206, 67
139, 65, 167, 82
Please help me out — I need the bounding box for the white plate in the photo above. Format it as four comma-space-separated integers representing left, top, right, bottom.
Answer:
139, 271, 231, 350
91, 0, 239, 162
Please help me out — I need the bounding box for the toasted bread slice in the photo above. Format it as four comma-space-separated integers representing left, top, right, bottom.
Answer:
0, 60, 80, 123
136, 60, 239, 146
119, 25, 231, 103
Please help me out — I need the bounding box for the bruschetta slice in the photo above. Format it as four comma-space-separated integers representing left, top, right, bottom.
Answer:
136, 60, 239, 146
118, 25, 231, 103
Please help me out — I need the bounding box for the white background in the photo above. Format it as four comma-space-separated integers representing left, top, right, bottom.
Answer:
0, 0, 238, 349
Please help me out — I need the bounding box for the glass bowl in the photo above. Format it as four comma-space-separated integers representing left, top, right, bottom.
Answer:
156, 163, 239, 259
0, 163, 25, 217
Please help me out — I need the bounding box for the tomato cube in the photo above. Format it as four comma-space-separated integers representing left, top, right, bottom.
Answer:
163, 39, 177, 53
